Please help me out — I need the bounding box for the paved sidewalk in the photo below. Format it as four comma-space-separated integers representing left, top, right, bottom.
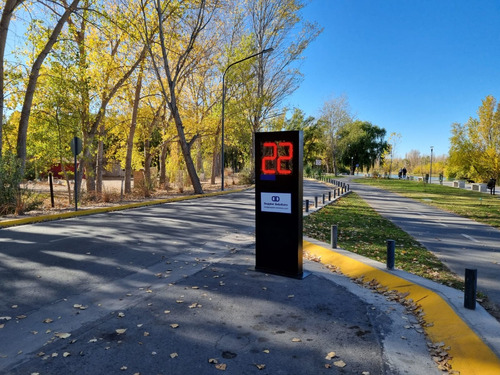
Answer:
2, 231, 440, 375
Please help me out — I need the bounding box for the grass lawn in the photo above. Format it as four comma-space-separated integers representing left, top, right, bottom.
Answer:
303, 191, 464, 290
356, 178, 500, 229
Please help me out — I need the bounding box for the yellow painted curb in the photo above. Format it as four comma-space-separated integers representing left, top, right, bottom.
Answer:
304, 240, 500, 375
0, 188, 250, 228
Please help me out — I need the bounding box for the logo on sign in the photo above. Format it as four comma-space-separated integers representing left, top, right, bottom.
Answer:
272, 196, 280, 202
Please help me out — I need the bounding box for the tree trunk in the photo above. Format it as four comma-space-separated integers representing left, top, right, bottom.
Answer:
159, 141, 169, 188
16, 0, 80, 175
210, 126, 220, 185
0, 0, 24, 155
96, 124, 104, 195
125, 63, 144, 194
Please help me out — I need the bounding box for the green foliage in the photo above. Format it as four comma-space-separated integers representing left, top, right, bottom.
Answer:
0, 153, 22, 214
338, 121, 388, 174
0, 153, 42, 214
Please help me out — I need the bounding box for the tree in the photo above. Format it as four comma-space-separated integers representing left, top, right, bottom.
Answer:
142, 0, 219, 194
282, 108, 325, 167
448, 95, 500, 182
0, 0, 25, 156
16, 0, 81, 176
319, 94, 353, 175
338, 121, 388, 175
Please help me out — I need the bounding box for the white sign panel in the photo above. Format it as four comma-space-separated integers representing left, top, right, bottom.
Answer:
261, 192, 292, 214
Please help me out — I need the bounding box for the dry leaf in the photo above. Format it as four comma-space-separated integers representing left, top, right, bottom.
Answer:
137, 324, 143, 328
16, 315, 27, 320
170, 352, 178, 359
55, 332, 71, 339
215, 363, 227, 370
255, 364, 266, 370
334, 360, 346, 368
117, 312, 125, 318
208, 358, 218, 364
0, 316, 12, 321
0, 324, 4, 329
88, 338, 98, 343
143, 332, 150, 336
151, 352, 157, 355
43, 318, 53, 323
170, 324, 179, 329
11, 305, 18, 309
291, 338, 301, 342
164, 310, 171, 314
325, 351, 336, 360
63, 352, 71, 357
120, 366, 127, 370
263, 349, 270, 354
51, 353, 58, 358
115, 329, 127, 335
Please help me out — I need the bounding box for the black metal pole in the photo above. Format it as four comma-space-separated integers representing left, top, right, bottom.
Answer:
74, 153, 78, 211
386, 239, 395, 270
464, 268, 477, 310
49, 172, 55, 208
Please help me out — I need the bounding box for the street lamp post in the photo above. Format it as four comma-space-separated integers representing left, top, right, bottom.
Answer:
429, 146, 434, 184
221, 47, 274, 191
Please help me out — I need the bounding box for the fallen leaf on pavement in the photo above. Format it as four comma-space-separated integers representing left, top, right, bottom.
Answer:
117, 312, 125, 318
325, 351, 336, 360
215, 363, 227, 370
255, 364, 266, 370
115, 329, 127, 335
334, 360, 346, 368
55, 332, 71, 339
170, 324, 179, 329
291, 338, 301, 342
43, 318, 53, 324
170, 353, 178, 358
208, 358, 218, 364
63, 352, 71, 357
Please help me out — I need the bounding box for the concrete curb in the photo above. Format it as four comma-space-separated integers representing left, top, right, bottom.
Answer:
303, 238, 500, 375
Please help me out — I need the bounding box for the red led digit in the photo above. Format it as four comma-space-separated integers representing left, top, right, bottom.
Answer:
277, 142, 293, 175
262, 142, 277, 174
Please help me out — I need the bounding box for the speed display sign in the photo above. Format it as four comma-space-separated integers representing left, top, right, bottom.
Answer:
254, 131, 305, 279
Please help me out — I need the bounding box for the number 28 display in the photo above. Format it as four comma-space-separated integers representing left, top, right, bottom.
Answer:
261, 141, 293, 175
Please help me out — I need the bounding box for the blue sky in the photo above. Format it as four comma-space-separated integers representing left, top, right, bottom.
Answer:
284, 0, 500, 158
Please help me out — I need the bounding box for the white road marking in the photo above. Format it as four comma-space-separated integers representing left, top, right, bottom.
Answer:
461, 234, 480, 243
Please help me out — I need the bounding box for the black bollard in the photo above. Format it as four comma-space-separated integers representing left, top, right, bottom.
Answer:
314, 196, 318, 208
464, 268, 477, 310
328, 191, 331, 201
386, 240, 395, 270
48, 172, 55, 208
305, 199, 309, 213
322, 194, 325, 204
331, 225, 338, 249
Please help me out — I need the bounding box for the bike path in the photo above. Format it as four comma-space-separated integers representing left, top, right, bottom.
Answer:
348, 179, 500, 308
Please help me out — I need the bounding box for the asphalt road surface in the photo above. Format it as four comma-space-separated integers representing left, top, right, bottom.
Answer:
0, 181, 439, 374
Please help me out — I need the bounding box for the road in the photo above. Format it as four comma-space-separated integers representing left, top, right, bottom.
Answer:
349, 178, 500, 307
0, 181, 439, 374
